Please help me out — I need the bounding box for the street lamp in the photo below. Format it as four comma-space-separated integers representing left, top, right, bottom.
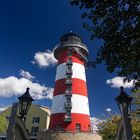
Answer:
115, 86, 132, 115
18, 87, 34, 119
6, 88, 34, 140
115, 86, 133, 140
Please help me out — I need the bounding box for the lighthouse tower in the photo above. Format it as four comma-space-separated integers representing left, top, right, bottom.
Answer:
50, 33, 91, 132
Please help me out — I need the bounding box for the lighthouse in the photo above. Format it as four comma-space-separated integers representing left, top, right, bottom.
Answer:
49, 33, 91, 132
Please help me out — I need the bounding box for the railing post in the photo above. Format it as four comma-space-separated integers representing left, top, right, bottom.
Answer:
6, 103, 18, 140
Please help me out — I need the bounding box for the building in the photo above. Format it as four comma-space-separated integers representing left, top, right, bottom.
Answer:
0, 133, 6, 140
0, 104, 50, 140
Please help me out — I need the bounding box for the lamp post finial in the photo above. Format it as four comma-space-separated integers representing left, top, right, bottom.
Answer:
120, 86, 124, 92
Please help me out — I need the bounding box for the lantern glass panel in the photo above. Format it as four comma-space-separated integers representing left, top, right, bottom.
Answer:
18, 99, 32, 117
18, 100, 23, 116
18, 88, 33, 119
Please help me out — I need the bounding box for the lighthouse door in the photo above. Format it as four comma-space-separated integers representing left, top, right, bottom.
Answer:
76, 124, 81, 132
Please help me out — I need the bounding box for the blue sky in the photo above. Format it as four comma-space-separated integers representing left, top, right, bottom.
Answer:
0, 0, 133, 118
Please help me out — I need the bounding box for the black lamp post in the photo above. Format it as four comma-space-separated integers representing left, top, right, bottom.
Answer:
18, 87, 34, 119
115, 86, 132, 115
115, 86, 133, 140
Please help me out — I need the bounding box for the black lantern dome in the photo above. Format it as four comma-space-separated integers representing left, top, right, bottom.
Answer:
18, 87, 34, 119
115, 86, 132, 104
115, 86, 132, 114
54, 32, 89, 59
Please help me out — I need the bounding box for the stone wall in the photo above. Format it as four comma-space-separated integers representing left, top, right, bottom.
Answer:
37, 131, 102, 140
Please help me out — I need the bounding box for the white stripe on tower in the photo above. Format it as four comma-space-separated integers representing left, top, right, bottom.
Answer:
51, 94, 90, 115
55, 62, 86, 81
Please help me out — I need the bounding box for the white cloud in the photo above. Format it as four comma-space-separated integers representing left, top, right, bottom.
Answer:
106, 76, 134, 88
32, 49, 57, 68
0, 76, 53, 100
19, 70, 35, 80
0, 105, 10, 112
90, 117, 103, 132
105, 108, 111, 112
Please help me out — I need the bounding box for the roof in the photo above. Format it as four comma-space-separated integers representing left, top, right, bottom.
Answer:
60, 32, 82, 42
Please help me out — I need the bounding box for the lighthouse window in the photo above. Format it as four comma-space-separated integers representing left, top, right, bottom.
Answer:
68, 48, 73, 56
68, 51, 73, 56
66, 85, 72, 91
66, 110, 71, 116
67, 98, 71, 103
76, 124, 81, 131
67, 75, 72, 79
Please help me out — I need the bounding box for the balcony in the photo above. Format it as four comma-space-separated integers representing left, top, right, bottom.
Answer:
64, 116, 72, 122
65, 93, 72, 97
66, 59, 73, 66
65, 79, 72, 85
64, 102, 72, 109
65, 90, 72, 97
66, 69, 72, 75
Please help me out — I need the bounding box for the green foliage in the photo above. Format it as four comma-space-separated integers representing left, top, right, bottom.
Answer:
0, 115, 7, 133
98, 115, 140, 140
132, 119, 140, 140
132, 90, 140, 118
98, 115, 121, 140
71, 0, 140, 88
132, 90, 140, 105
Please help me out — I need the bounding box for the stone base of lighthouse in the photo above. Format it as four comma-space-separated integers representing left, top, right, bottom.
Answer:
37, 131, 102, 140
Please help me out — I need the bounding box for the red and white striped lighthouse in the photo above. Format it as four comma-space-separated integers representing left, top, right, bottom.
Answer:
49, 33, 91, 132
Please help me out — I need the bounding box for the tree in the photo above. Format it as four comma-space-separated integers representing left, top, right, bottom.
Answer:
98, 115, 140, 140
98, 115, 120, 140
0, 115, 7, 133
132, 90, 140, 118
71, 0, 140, 88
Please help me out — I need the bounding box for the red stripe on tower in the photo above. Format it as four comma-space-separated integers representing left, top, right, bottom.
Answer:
54, 78, 87, 96
50, 113, 90, 131
49, 32, 91, 132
